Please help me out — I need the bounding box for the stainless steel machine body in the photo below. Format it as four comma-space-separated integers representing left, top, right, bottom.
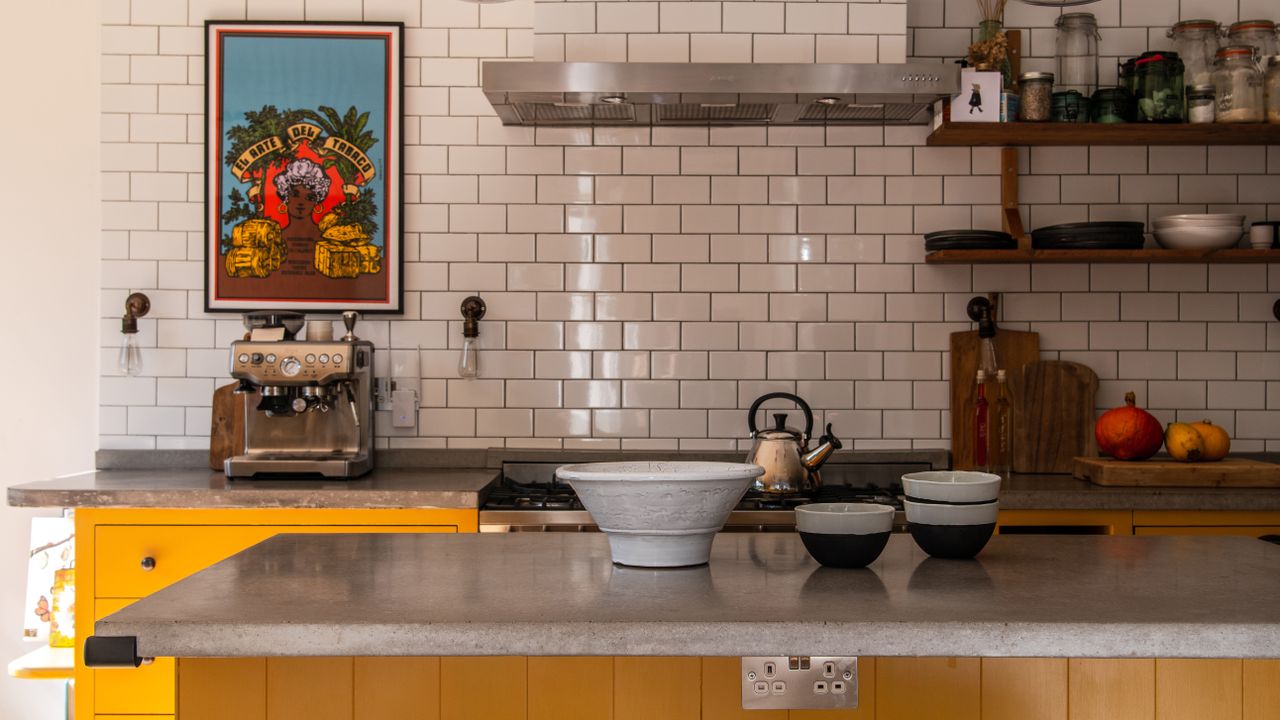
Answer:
224, 337, 375, 479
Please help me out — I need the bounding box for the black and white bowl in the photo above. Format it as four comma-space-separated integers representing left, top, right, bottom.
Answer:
795, 503, 895, 568
904, 500, 998, 559
902, 471, 1001, 505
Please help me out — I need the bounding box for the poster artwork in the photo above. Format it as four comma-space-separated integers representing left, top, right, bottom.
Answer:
206, 22, 403, 312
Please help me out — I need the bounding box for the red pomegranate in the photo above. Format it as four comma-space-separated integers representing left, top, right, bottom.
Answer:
1095, 391, 1163, 461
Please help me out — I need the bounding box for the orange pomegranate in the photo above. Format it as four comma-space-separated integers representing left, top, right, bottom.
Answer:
1095, 391, 1164, 461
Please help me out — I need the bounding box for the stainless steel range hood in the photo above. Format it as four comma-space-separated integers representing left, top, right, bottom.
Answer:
482, 62, 958, 127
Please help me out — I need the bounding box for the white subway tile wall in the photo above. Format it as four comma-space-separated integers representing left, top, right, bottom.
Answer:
100, 0, 1278, 451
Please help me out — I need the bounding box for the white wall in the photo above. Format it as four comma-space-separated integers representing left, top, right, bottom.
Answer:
0, 1, 99, 717
99, 0, 1279, 453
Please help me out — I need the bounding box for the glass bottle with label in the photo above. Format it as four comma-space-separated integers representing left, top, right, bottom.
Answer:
974, 370, 990, 473
993, 370, 1012, 481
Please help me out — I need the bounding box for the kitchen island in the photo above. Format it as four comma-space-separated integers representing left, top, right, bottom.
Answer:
86, 533, 1280, 720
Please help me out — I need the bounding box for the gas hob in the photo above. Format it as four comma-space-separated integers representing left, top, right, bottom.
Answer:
478, 460, 935, 533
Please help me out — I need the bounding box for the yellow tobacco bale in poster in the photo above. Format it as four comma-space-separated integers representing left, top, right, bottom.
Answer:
231, 218, 282, 249
322, 223, 369, 244
318, 212, 340, 234
315, 241, 382, 278
225, 246, 280, 278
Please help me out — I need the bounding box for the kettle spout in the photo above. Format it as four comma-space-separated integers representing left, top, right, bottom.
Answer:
800, 423, 843, 473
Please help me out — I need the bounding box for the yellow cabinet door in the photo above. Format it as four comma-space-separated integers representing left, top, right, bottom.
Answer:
982, 658, 1067, 720
1068, 659, 1155, 720
876, 657, 980, 720
614, 657, 701, 720
1155, 659, 1242, 720
529, 657, 613, 720
93, 598, 175, 716
96, 523, 458, 598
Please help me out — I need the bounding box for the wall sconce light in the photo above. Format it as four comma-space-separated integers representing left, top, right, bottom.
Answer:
118, 292, 151, 376
458, 296, 486, 379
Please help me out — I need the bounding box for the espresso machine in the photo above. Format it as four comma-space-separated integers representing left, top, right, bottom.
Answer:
224, 311, 375, 479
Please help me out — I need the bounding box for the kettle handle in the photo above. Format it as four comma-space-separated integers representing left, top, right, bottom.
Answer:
747, 392, 814, 440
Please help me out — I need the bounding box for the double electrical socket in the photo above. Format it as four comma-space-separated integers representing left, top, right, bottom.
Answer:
741, 656, 858, 710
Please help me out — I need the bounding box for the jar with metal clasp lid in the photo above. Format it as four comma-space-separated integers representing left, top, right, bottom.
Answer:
1213, 45, 1265, 123
1090, 87, 1135, 123
1227, 19, 1279, 59
1168, 19, 1222, 87
1135, 51, 1185, 122
1051, 90, 1090, 123
1055, 12, 1101, 96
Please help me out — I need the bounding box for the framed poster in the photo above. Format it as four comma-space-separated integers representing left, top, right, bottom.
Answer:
205, 21, 403, 313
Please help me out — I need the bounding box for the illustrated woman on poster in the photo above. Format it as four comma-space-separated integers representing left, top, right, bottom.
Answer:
273, 158, 330, 247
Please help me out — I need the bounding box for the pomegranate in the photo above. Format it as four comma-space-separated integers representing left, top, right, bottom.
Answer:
1095, 391, 1163, 461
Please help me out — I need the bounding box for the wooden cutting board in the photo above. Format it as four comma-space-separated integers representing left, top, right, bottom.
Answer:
1010, 361, 1099, 474
950, 328, 1040, 470
1075, 457, 1280, 487
209, 382, 246, 471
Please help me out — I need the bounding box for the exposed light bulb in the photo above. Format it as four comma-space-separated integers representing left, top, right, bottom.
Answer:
118, 333, 144, 376
457, 336, 479, 379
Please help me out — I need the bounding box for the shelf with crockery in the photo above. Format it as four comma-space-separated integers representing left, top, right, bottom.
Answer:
924, 247, 1280, 264
926, 121, 1280, 146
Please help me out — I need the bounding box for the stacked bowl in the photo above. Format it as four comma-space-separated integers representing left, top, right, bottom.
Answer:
795, 503, 896, 568
902, 471, 1001, 559
1152, 214, 1245, 250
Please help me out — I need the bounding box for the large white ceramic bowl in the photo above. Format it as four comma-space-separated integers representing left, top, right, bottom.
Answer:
1154, 213, 1245, 225
902, 471, 1002, 503
1153, 225, 1243, 250
555, 461, 764, 567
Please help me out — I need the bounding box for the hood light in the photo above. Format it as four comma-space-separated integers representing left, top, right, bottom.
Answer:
600, 95, 627, 104
816, 97, 842, 105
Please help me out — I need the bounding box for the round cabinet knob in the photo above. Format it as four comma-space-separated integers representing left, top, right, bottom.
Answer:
280, 356, 302, 377
140, 556, 156, 571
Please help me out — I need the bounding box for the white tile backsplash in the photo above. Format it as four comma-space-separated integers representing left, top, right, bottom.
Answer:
98, 0, 1278, 449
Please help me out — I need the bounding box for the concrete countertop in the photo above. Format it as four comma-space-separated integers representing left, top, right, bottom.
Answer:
94, 532, 1280, 659
6, 468, 498, 509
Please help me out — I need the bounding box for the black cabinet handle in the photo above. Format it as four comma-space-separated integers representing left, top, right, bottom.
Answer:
140, 556, 156, 571
84, 636, 142, 668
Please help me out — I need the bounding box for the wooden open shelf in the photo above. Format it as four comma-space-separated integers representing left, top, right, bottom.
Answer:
927, 122, 1280, 146
925, 248, 1280, 264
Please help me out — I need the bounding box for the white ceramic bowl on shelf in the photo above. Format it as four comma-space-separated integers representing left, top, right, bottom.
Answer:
1153, 213, 1246, 226
555, 461, 764, 567
1153, 225, 1244, 250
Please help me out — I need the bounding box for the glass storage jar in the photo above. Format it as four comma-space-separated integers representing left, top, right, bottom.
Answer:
1168, 19, 1222, 87
1264, 55, 1280, 123
1055, 13, 1100, 96
1051, 90, 1090, 123
1213, 45, 1265, 123
1227, 20, 1279, 59
1091, 87, 1135, 123
1019, 71, 1054, 121
1119, 57, 1138, 96
1187, 84, 1216, 123
1135, 52, 1186, 122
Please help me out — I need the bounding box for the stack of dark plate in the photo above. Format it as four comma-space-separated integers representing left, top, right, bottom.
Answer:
924, 229, 1017, 252
1031, 221, 1146, 250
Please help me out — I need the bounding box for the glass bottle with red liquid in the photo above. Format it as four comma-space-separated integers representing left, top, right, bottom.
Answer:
974, 370, 990, 472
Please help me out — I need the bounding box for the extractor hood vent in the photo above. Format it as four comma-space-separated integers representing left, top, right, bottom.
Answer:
656, 103, 778, 124
483, 62, 959, 127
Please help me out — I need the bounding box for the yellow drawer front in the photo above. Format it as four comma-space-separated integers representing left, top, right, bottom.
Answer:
97, 716, 174, 719
93, 599, 176, 715
96, 524, 456, 598
1135, 526, 1280, 538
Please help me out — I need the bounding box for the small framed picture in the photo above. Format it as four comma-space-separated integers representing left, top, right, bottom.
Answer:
205, 21, 404, 313
951, 70, 1003, 123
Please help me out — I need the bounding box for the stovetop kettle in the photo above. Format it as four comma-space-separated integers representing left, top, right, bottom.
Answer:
745, 392, 842, 495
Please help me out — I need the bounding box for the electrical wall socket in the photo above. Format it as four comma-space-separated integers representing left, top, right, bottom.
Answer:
741, 657, 857, 710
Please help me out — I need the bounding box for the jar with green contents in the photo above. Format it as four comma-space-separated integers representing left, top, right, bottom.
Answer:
1090, 87, 1135, 123
1051, 90, 1090, 122
1119, 58, 1138, 95
1135, 51, 1185, 122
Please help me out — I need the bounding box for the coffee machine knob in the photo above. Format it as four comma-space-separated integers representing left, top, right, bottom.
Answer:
280, 356, 302, 377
